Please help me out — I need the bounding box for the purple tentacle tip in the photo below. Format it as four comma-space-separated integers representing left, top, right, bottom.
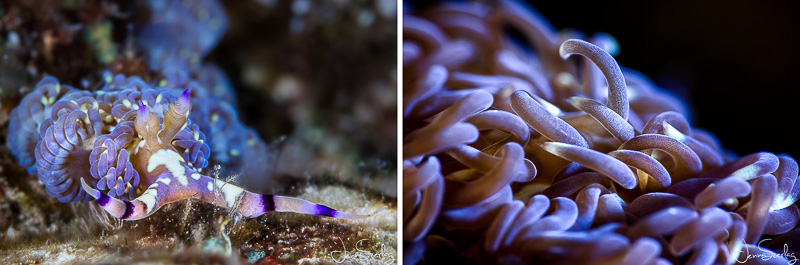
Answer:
174, 87, 192, 113
181, 88, 191, 102
137, 100, 147, 114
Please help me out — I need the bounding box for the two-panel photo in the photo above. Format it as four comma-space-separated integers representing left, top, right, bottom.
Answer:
0, 0, 798, 264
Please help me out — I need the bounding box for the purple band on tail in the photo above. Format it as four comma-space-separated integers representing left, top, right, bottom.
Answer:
138, 100, 147, 114
121, 201, 135, 219
261, 194, 275, 212
315, 204, 336, 217
97, 193, 111, 207
181, 88, 191, 101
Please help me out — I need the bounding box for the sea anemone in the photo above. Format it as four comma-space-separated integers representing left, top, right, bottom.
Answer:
403, 1, 798, 264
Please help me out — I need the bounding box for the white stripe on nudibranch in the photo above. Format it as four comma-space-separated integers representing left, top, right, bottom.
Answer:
207, 182, 214, 192
157, 177, 171, 185
140, 188, 158, 213
134, 140, 146, 155
191, 173, 201, 180
214, 179, 244, 208
148, 149, 188, 186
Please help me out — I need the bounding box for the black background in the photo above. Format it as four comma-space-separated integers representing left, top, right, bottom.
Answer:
410, 0, 800, 159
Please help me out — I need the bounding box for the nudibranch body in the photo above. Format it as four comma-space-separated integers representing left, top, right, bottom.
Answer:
8, 75, 382, 221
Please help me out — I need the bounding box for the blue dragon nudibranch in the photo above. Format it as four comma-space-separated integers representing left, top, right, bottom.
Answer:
7, 75, 384, 221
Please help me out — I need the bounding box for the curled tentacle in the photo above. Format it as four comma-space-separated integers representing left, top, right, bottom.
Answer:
510, 90, 588, 148
464, 110, 530, 143
543, 172, 613, 198
703, 152, 780, 180
642, 111, 692, 135
773, 155, 799, 210
404, 91, 493, 159
570, 184, 605, 231
484, 200, 525, 254
626, 192, 695, 219
447, 72, 540, 110
745, 174, 778, 243
661, 123, 725, 169
403, 122, 478, 159
443, 142, 525, 208
404, 157, 445, 241
608, 150, 671, 191
500, 195, 552, 248
693, 177, 752, 210
763, 205, 800, 235
567, 96, 634, 143
404, 64, 447, 118
619, 134, 703, 181
594, 237, 662, 265
438, 186, 512, 230
516, 197, 579, 239
445, 144, 536, 182
628, 206, 698, 240
559, 39, 629, 120
539, 142, 637, 189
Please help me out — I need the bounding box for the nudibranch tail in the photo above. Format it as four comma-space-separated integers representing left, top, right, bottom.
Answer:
81, 177, 160, 220
81, 171, 385, 221
255, 195, 387, 220
189, 172, 386, 220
